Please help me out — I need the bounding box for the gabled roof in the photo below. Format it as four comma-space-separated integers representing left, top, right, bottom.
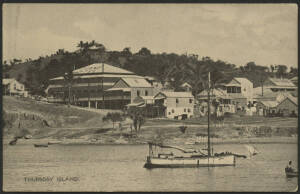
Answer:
197, 88, 231, 99
225, 77, 252, 87
144, 76, 156, 81
277, 96, 298, 106
254, 91, 293, 102
181, 82, 192, 88
50, 74, 143, 81
121, 78, 153, 88
154, 91, 193, 98
235, 77, 253, 86
290, 76, 298, 82
72, 63, 135, 75
259, 101, 278, 108
2, 78, 16, 85
253, 87, 274, 95
267, 78, 296, 87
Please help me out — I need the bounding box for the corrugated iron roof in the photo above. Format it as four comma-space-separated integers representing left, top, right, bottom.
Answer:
156, 91, 194, 98
121, 78, 153, 88
290, 76, 298, 81
225, 77, 252, 87
2, 78, 15, 85
106, 88, 131, 92
50, 74, 143, 81
181, 82, 192, 88
287, 96, 298, 105
259, 101, 278, 108
73, 63, 135, 75
268, 78, 296, 87
197, 88, 231, 99
141, 96, 154, 100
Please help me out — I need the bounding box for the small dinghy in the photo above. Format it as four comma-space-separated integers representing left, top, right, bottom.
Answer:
9, 138, 18, 145
34, 143, 48, 148
48, 140, 62, 145
285, 167, 298, 178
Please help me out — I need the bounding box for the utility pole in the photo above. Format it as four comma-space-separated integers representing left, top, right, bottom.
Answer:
207, 72, 211, 157
102, 62, 105, 109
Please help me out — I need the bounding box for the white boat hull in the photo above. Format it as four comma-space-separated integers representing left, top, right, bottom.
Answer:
144, 155, 236, 168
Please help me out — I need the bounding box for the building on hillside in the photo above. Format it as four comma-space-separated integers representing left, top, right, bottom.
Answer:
180, 82, 192, 92
2, 78, 27, 97
125, 95, 167, 118
153, 91, 194, 119
256, 101, 278, 116
225, 77, 254, 109
253, 89, 294, 103
104, 77, 155, 109
197, 88, 235, 114
276, 96, 298, 117
263, 77, 297, 92
46, 63, 146, 108
290, 76, 298, 86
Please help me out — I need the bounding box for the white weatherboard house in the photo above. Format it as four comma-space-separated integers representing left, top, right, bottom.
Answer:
106, 77, 155, 107
2, 78, 27, 97
154, 91, 194, 119
225, 77, 254, 108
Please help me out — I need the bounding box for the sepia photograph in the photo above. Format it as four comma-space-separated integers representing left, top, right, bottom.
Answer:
2, 3, 298, 192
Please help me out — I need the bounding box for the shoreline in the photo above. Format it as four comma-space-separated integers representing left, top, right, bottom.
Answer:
3, 136, 297, 146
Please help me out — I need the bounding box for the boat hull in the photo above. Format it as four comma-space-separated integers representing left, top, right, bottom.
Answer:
286, 172, 298, 178
144, 155, 236, 168
34, 144, 48, 147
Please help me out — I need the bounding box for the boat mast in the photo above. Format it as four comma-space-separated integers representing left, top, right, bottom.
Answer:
207, 72, 211, 157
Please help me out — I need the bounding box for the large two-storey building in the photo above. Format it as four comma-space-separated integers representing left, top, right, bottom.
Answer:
46, 63, 149, 109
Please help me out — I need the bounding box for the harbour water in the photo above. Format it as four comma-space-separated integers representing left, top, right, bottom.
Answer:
3, 143, 298, 192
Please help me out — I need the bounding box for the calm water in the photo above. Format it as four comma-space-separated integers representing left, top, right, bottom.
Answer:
3, 143, 298, 192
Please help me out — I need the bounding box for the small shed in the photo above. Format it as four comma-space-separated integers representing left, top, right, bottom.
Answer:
276, 96, 298, 116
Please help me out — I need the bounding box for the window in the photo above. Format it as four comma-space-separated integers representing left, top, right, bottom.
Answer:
168, 112, 171, 115
227, 87, 232, 93
176, 99, 179, 103
189, 99, 193, 104
237, 87, 241, 93
184, 108, 186, 112
145, 90, 148, 96
188, 108, 191, 113
137, 90, 140, 96
14, 84, 16, 90
172, 109, 175, 113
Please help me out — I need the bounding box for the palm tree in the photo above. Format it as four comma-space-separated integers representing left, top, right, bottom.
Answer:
77, 41, 85, 50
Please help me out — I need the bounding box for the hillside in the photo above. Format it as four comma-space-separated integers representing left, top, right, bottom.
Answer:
2, 96, 119, 138
3, 41, 297, 96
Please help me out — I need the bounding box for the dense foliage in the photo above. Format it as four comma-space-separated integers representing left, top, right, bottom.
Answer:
3, 41, 297, 96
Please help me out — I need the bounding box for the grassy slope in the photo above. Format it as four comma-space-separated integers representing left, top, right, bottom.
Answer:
3, 96, 112, 129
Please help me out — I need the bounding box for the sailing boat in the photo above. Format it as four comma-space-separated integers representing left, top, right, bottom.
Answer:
144, 72, 236, 168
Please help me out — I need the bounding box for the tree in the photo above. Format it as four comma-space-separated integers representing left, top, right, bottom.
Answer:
289, 67, 298, 77
130, 109, 146, 134
102, 112, 124, 129
179, 125, 188, 134
138, 47, 151, 56
245, 62, 256, 72
276, 65, 288, 78
122, 47, 132, 57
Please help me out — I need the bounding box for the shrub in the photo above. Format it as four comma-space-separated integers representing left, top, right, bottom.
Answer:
179, 125, 188, 134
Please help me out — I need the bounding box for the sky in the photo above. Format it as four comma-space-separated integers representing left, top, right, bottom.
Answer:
3, 3, 298, 68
